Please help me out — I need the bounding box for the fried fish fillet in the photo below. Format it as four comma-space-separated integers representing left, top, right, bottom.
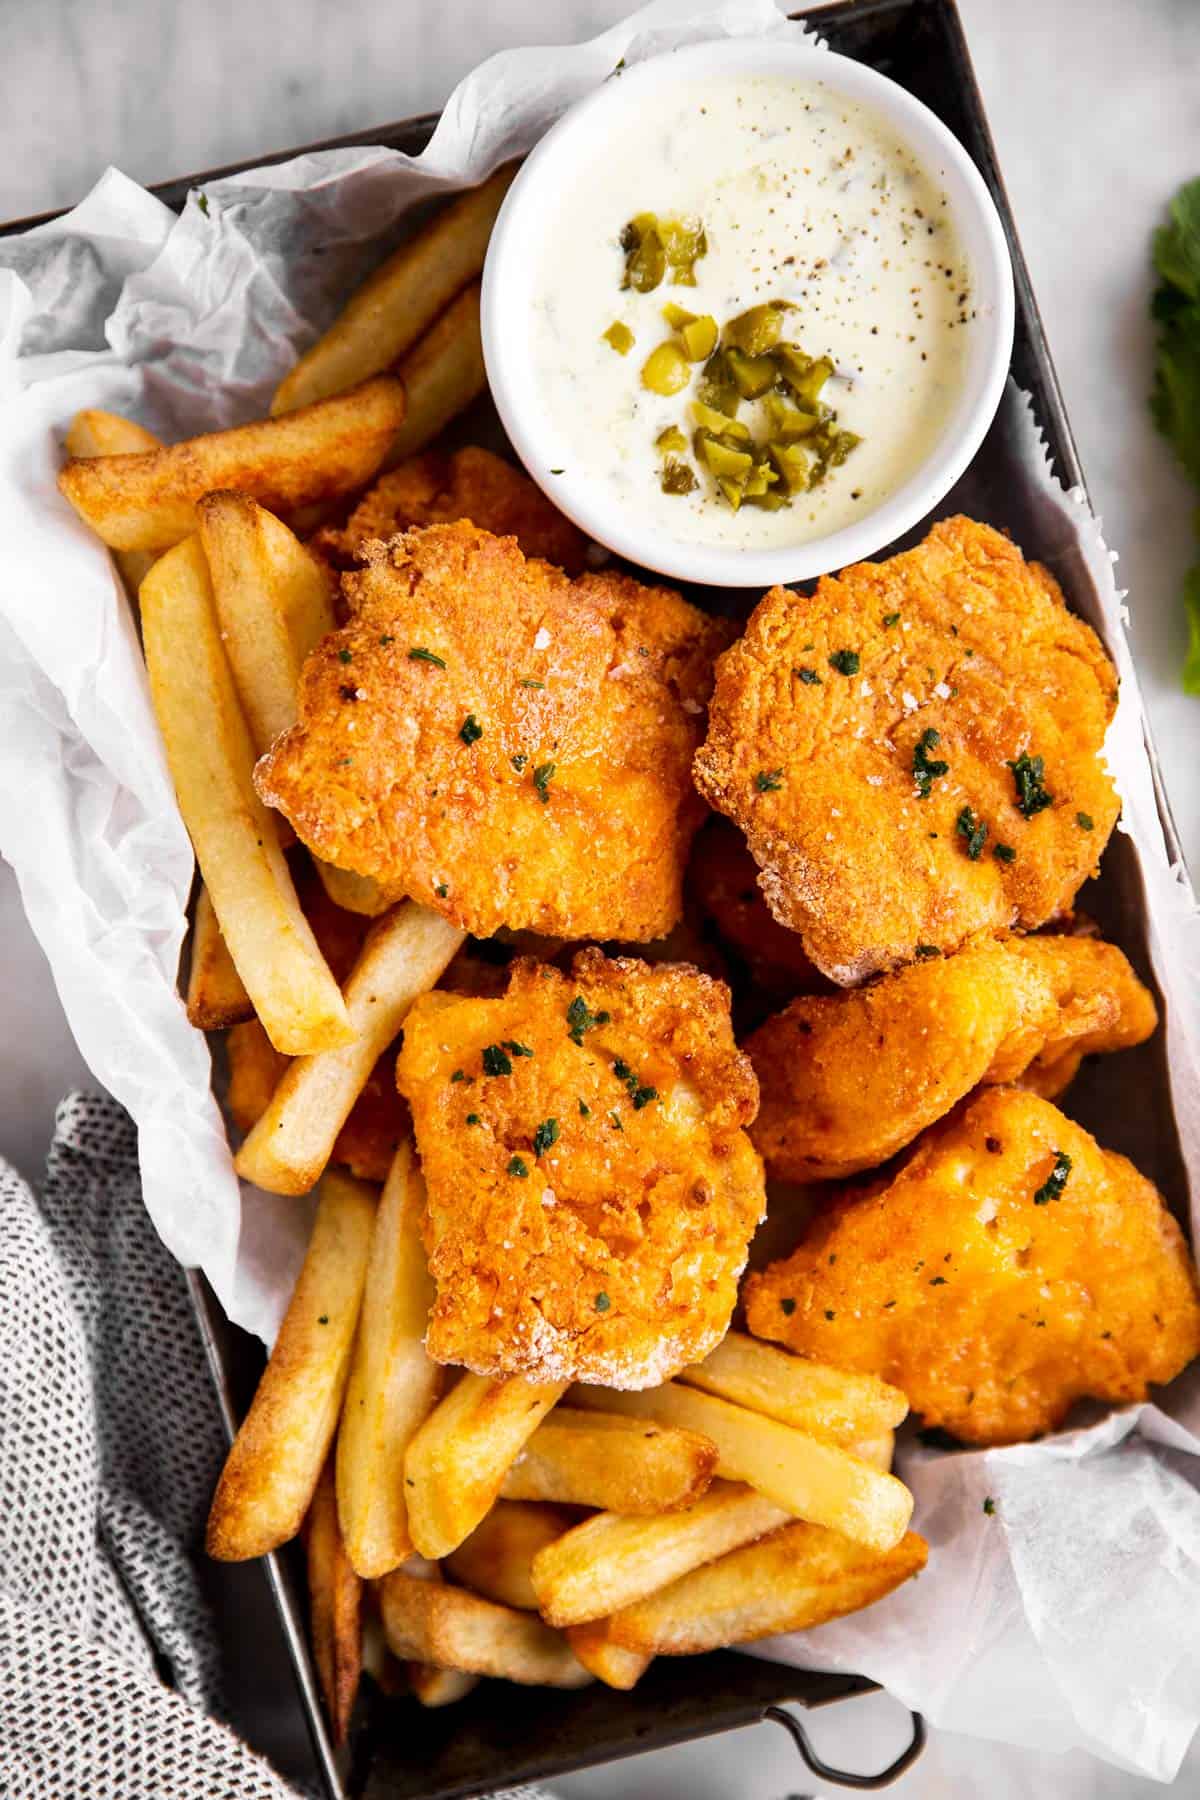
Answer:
744, 1088, 1200, 1445
688, 817, 829, 1003
747, 935, 1157, 1181
693, 517, 1120, 984
396, 949, 765, 1388
256, 523, 725, 942
312, 446, 589, 574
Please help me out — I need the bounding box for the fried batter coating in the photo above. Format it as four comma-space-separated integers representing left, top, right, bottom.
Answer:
693, 517, 1120, 984
313, 446, 589, 574
747, 935, 1157, 1181
688, 817, 829, 1001
396, 949, 765, 1388
745, 1088, 1200, 1445
256, 523, 724, 942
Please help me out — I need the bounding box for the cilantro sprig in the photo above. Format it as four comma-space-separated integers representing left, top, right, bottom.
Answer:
1150, 177, 1200, 691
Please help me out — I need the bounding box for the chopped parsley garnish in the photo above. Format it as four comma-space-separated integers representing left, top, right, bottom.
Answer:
779, 1297, 797, 1316
507, 1155, 529, 1178
828, 648, 860, 676
196, 191, 209, 216
511, 753, 528, 771
755, 768, 784, 792
1033, 1150, 1072, 1206
613, 1058, 633, 1081
566, 995, 611, 1044
912, 727, 949, 800
450, 1069, 467, 1083
459, 713, 483, 745
1008, 752, 1053, 817
824, 1309, 836, 1321
956, 805, 988, 860
520, 678, 546, 690
983, 1496, 996, 1516
335, 756, 353, 768
929, 1275, 947, 1286
632, 1086, 658, 1109
793, 665, 822, 685
434, 882, 449, 897
594, 1292, 611, 1312
337, 647, 353, 665
609, 1111, 623, 1131
1076, 811, 1095, 831
611, 1056, 658, 1109
993, 842, 1017, 863
914, 943, 942, 959
465, 1113, 480, 1125
532, 761, 556, 803
379, 634, 394, 646
482, 1045, 513, 1077
409, 646, 446, 668
882, 611, 901, 627
503, 1039, 534, 1058
578, 1099, 591, 1117
532, 1118, 560, 1158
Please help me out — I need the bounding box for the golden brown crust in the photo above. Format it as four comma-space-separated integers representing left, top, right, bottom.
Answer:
312, 446, 589, 574
256, 522, 725, 942
745, 1087, 1200, 1445
746, 934, 1157, 1181
396, 949, 765, 1387
693, 516, 1120, 984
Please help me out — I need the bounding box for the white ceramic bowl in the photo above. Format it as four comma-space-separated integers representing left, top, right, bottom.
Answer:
482, 40, 1014, 589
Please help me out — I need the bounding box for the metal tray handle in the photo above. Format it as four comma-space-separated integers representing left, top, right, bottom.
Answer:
765, 1704, 926, 1791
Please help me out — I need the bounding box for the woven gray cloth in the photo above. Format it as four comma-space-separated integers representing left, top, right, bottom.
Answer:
0, 1090, 561, 1800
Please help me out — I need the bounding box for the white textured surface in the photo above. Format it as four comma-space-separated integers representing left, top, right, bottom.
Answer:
5, 0, 1200, 1793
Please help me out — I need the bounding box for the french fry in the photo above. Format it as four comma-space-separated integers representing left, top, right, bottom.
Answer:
336, 1141, 443, 1577
564, 1622, 652, 1691
305, 1457, 362, 1745
378, 1571, 590, 1688
225, 1019, 289, 1133
381, 283, 486, 468
500, 1408, 717, 1514
407, 1663, 479, 1707
272, 167, 515, 415
445, 1501, 574, 1612
197, 492, 336, 753
530, 1481, 788, 1628
141, 537, 353, 1054
207, 1171, 376, 1560
567, 1383, 913, 1553
59, 376, 405, 552
404, 1374, 567, 1560
235, 902, 464, 1193
186, 884, 253, 1029
854, 1431, 895, 1471
604, 1522, 929, 1656
679, 1332, 908, 1443
64, 408, 162, 592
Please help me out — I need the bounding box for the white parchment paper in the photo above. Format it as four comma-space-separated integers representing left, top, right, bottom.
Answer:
3, 0, 1200, 1777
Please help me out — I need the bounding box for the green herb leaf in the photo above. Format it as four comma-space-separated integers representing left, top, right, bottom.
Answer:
507, 1155, 529, 1178
755, 768, 784, 792
460, 713, 483, 745
511, 753, 528, 771
594, 1291, 611, 1312
993, 842, 1017, 863
337, 647, 353, 665
779, 1296, 797, 1316
1008, 752, 1053, 817
450, 1069, 467, 1083
520, 678, 546, 690
1033, 1149, 1072, 1205
956, 805, 988, 860
503, 1039, 534, 1058
1075, 811, 1094, 832
578, 1099, 591, 1117
914, 943, 941, 959
632, 1085, 658, 1109
434, 882, 448, 898
566, 995, 610, 1044
379, 634, 394, 646
793, 665, 822, 685
482, 1045, 513, 1077
532, 1118, 559, 1158
983, 1496, 996, 1516
828, 648, 860, 676
912, 727, 950, 800
882, 611, 901, 627
409, 646, 446, 668
466, 1112, 480, 1125
532, 761, 556, 803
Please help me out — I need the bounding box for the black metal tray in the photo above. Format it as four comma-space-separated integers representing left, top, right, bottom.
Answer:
11, 0, 1190, 1793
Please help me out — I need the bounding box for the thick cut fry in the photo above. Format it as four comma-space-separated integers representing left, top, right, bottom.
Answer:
381, 284, 486, 468
379, 1571, 590, 1688
404, 1374, 567, 1560
679, 1333, 908, 1443
64, 407, 161, 591
235, 902, 463, 1193
530, 1481, 787, 1628
605, 1521, 929, 1655
197, 492, 336, 753
272, 168, 514, 415
567, 1382, 912, 1552
500, 1408, 717, 1514
186, 883, 253, 1029
59, 376, 405, 552
408, 1663, 479, 1707
336, 1142, 443, 1577
445, 1501, 574, 1611
305, 1458, 362, 1745
854, 1431, 896, 1471
564, 1622, 653, 1691
207, 1171, 376, 1560
141, 537, 353, 1054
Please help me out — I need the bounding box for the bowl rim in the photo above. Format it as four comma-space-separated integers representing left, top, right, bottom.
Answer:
481, 38, 1015, 589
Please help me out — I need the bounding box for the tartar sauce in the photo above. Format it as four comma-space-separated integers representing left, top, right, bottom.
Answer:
529, 73, 974, 550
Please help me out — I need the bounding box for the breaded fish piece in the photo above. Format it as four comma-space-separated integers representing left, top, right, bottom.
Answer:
256, 523, 724, 942
688, 817, 829, 1002
693, 517, 1120, 984
396, 949, 765, 1388
313, 446, 589, 574
747, 935, 1157, 1181
744, 1088, 1200, 1445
